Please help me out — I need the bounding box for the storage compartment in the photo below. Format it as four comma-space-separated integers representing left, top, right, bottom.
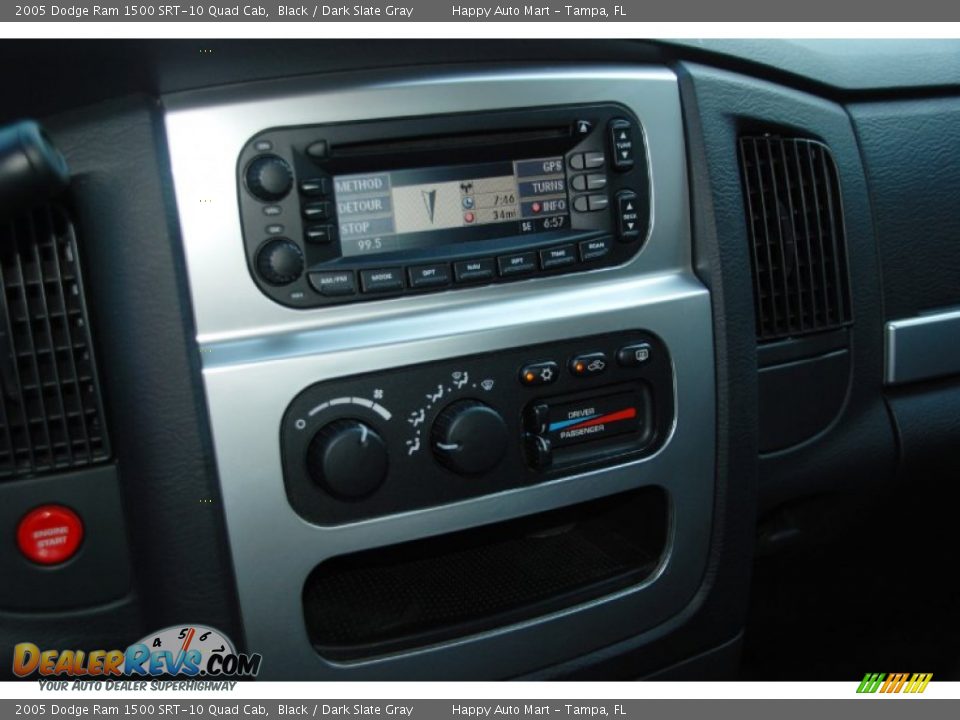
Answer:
303, 487, 668, 660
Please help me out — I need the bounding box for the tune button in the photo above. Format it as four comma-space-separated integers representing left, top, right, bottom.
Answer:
609, 118, 635, 171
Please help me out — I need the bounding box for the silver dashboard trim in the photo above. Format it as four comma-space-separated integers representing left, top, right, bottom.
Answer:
163, 66, 716, 679
885, 308, 960, 385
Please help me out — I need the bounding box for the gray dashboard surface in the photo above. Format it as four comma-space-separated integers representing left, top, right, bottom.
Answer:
667, 40, 960, 92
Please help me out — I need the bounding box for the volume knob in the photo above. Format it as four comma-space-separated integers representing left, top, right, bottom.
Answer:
432, 399, 508, 476
245, 154, 293, 201
307, 420, 389, 500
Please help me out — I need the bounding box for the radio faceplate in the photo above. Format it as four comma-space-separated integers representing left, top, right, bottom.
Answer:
237, 105, 651, 308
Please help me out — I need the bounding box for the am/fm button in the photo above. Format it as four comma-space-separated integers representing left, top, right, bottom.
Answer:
17, 505, 84, 565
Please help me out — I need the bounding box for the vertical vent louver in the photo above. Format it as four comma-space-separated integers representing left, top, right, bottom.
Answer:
739, 136, 852, 343
0, 204, 108, 479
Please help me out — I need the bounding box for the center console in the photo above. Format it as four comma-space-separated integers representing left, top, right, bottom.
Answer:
164, 66, 715, 679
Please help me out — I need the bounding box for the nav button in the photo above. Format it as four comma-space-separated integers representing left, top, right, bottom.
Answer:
454, 258, 495, 283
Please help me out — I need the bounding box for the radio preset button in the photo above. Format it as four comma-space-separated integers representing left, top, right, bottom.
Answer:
520, 362, 560, 387
299, 178, 330, 197
408, 263, 452, 289
539, 245, 577, 270
304, 225, 336, 244
306, 140, 328, 160
302, 201, 332, 221
360, 268, 405, 293
584, 151, 606, 169
570, 352, 608, 377
579, 237, 612, 262
453, 258, 495, 283
308, 271, 356, 297
609, 119, 635, 171
497, 252, 536, 277
617, 190, 642, 241
588, 194, 609, 212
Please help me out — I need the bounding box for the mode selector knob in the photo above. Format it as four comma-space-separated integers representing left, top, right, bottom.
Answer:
432, 399, 508, 476
245, 154, 293, 201
307, 419, 388, 500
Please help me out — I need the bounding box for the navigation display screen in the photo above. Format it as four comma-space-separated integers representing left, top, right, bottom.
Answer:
334, 156, 569, 257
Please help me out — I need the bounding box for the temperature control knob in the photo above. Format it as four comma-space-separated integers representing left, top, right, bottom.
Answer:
307, 419, 388, 500
432, 399, 508, 476
245, 154, 293, 201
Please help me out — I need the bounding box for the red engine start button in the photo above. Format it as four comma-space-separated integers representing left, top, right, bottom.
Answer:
16, 505, 84, 565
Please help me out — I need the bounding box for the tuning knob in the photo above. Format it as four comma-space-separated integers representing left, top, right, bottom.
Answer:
245, 154, 293, 201
432, 399, 508, 476
307, 419, 389, 500
256, 238, 303, 285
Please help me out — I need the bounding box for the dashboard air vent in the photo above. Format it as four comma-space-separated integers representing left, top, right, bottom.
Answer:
0, 204, 109, 479
739, 136, 852, 342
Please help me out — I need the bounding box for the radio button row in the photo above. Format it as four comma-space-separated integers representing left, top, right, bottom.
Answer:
571, 173, 607, 192
570, 352, 608, 378
309, 271, 356, 297
454, 258, 495, 283
609, 119, 635, 171
579, 237, 612, 262
360, 268, 405, 293
299, 178, 330, 197
617, 190, 642, 242
539, 245, 577, 270
408, 263, 451, 289
304, 225, 336, 244
520, 362, 559, 387
497, 252, 537, 277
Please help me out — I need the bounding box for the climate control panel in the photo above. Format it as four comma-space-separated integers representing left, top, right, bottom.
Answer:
281, 331, 674, 524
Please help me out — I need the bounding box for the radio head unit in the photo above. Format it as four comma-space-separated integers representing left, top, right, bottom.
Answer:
236, 105, 650, 308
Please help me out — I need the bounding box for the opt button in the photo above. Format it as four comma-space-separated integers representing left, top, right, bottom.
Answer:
17, 505, 84, 565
